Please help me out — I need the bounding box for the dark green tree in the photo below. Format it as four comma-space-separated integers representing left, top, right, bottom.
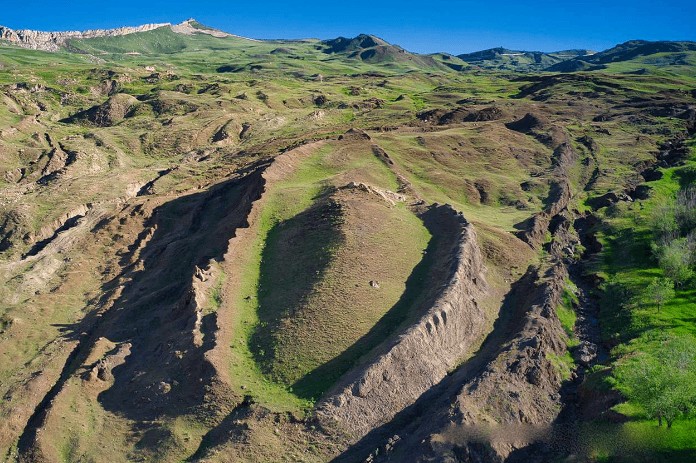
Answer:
615, 335, 696, 428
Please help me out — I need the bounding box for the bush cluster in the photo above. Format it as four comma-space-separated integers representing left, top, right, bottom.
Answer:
650, 185, 696, 286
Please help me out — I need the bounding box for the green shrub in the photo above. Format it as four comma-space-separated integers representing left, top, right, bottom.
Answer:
643, 277, 675, 312
649, 203, 679, 240
676, 186, 696, 233
614, 334, 696, 428
653, 238, 694, 285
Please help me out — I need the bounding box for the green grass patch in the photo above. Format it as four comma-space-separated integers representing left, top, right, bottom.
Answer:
226, 141, 429, 408
579, 419, 696, 462
546, 351, 575, 381
597, 154, 696, 345
227, 146, 337, 411
558, 281, 579, 345
372, 128, 541, 231
590, 139, 696, 455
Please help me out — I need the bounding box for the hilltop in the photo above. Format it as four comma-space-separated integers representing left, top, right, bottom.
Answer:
548, 39, 696, 72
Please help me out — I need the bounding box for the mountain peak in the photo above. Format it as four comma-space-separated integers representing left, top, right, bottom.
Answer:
170, 18, 230, 37
322, 34, 389, 54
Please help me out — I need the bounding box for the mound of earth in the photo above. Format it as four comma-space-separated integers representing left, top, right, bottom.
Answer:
417, 106, 504, 125
505, 112, 549, 133
63, 93, 139, 127
252, 184, 431, 399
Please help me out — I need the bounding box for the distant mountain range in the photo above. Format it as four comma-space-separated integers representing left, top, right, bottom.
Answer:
456, 48, 595, 72
0, 19, 694, 74
320, 33, 469, 71
546, 40, 696, 72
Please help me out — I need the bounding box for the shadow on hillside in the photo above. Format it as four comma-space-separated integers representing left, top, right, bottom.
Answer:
249, 194, 344, 389
291, 228, 441, 400
330, 265, 545, 463
18, 165, 270, 458
290, 206, 461, 401
94, 167, 267, 421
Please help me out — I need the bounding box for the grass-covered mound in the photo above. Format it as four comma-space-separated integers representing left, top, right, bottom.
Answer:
254, 187, 430, 399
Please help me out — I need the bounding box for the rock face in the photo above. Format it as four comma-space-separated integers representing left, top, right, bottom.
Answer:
417, 106, 504, 125
85, 341, 132, 382
170, 19, 231, 38
451, 265, 570, 423
340, 181, 406, 206
0, 23, 168, 51
0, 19, 235, 52
316, 205, 489, 439
365, 263, 573, 463
515, 134, 577, 248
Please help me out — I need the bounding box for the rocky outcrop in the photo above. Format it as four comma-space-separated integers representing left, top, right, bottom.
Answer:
22, 204, 91, 258
505, 112, 548, 133
0, 23, 168, 51
417, 106, 504, 125
212, 120, 244, 145
367, 263, 572, 463
84, 341, 132, 383
340, 182, 406, 206
452, 265, 570, 423
183, 265, 220, 348
0, 19, 245, 52
170, 19, 230, 38
316, 204, 489, 439
62, 93, 139, 127
516, 137, 577, 248
0, 209, 29, 253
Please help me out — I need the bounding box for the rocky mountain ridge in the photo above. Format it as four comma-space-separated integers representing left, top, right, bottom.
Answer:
1, 20, 695, 75
0, 23, 167, 51
0, 19, 230, 52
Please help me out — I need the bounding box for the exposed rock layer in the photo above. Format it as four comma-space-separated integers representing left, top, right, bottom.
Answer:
0, 23, 168, 51
0, 19, 235, 52
316, 204, 489, 439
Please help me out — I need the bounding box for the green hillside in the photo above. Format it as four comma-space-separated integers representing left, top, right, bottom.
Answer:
0, 19, 694, 463
458, 47, 593, 71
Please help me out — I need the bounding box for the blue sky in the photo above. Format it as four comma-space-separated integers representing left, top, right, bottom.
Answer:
2, 1, 695, 53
